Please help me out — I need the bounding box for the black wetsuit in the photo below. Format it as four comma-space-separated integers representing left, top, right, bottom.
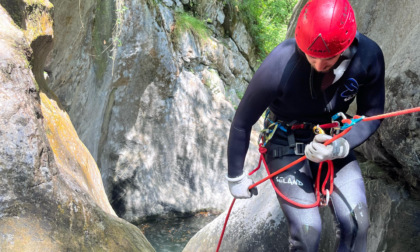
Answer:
227, 32, 385, 251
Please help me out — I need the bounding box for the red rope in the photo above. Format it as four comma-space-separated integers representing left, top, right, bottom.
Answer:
249, 143, 335, 208
216, 127, 351, 252
249, 127, 352, 190
216, 198, 236, 252
216, 107, 420, 251
263, 150, 334, 208
363, 107, 420, 121
216, 155, 334, 252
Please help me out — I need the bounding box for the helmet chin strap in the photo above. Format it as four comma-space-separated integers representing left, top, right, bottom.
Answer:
332, 35, 358, 84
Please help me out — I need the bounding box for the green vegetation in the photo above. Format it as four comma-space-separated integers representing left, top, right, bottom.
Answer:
174, 11, 210, 39
236, 90, 245, 100
91, 0, 115, 81
145, 0, 157, 7
226, 0, 298, 59
173, 1, 297, 59
91, 0, 128, 78
110, 0, 128, 75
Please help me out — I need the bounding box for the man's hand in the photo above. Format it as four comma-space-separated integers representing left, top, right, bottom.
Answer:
226, 173, 258, 199
304, 134, 350, 163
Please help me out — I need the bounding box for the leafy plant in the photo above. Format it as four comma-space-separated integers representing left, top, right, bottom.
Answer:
226, 0, 298, 59
174, 11, 210, 39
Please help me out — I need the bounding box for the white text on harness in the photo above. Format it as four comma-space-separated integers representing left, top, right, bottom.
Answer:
276, 177, 304, 186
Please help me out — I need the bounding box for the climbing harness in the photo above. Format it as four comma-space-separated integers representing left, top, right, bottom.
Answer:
253, 110, 338, 208
216, 107, 420, 252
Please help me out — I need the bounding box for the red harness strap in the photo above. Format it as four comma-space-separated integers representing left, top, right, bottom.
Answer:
251, 144, 334, 208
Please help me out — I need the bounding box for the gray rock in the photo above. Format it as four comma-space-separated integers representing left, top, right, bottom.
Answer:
162, 0, 174, 8
45, 0, 257, 222
376, 24, 420, 190
158, 3, 176, 34
183, 181, 289, 252
189, 0, 223, 25
216, 8, 225, 25
231, 22, 254, 62
179, 30, 201, 62
351, 0, 420, 191
0, 5, 154, 250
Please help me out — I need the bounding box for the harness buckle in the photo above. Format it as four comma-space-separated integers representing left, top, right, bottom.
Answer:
294, 142, 305, 155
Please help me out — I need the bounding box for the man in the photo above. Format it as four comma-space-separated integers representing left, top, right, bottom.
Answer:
226, 0, 385, 251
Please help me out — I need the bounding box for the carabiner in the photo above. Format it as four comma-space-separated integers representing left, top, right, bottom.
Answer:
331, 112, 347, 121
313, 125, 325, 135
320, 189, 330, 207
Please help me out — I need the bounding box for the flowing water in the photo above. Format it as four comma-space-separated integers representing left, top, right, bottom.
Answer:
139, 212, 219, 252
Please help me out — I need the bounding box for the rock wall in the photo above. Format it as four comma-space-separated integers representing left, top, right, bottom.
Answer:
0, 2, 154, 251
46, 0, 259, 223
351, 0, 420, 192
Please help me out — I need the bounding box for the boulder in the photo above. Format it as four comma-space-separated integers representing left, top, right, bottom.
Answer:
0, 4, 154, 251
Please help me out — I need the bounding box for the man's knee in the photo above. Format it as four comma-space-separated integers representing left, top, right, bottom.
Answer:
351, 202, 369, 234
340, 201, 370, 235
339, 202, 370, 251
290, 223, 321, 252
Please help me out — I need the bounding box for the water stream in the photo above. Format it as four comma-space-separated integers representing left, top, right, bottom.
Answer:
139, 212, 219, 252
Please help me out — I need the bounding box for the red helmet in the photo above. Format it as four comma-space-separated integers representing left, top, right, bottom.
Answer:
295, 0, 357, 58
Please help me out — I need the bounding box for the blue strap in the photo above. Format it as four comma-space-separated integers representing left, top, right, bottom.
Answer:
341, 116, 365, 130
